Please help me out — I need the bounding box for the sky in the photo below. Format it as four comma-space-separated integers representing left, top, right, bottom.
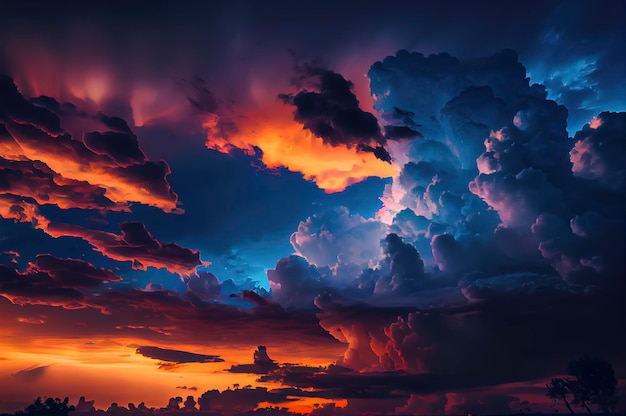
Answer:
0, 0, 625, 414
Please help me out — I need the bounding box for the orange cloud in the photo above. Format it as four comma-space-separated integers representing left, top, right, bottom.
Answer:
204, 106, 395, 193
0, 195, 49, 230
3, 123, 180, 213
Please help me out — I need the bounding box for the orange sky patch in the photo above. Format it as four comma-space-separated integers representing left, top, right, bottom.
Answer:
0, 334, 345, 413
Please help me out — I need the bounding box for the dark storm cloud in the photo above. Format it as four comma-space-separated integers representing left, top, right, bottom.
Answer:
48, 284, 342, 350
0, 263, 84, 307
371, 48, 624, 291
280, 68, 381, 144
135, 345, 224, 364
279, 67, 392, 161
302, 47, 624, 398
570, 111, 626, 190
382, 125, 423, 140
46, 221, 204, 275
198, 387, 296, 415
373, 233, 425, 294
533, 211, 626, 285
266, 255, 326, 310
314, 285, 625, 389
228, 345, 279, 374
184, 271, 222, 301
0, 75, 62, 135
83, 131, 147, 165
395, 393, 447, 415
228, 345, 324, 380
0, 253, 126, 307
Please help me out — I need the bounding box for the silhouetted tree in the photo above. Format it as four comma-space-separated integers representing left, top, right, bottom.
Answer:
569, 355, 619, 413
183, 395, 197, 411
15, 397, 74, 416
547, 377, 575, 414
546, 355, 619, 414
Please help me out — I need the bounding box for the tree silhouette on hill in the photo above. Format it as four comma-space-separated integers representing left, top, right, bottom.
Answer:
546, 355, 619, 414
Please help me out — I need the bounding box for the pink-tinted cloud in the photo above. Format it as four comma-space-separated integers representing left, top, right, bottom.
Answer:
0, 158, 117, 211
0, 76, 181, 215
33, 254, 122, 288
570, 111, 626, 190
0, 263, 84, 308
45, 221, 206, 276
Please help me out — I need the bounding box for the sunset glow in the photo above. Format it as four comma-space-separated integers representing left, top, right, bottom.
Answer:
0, 2, 624, 415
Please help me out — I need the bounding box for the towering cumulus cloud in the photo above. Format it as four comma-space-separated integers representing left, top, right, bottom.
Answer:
368, 49, 624, 285
274, 50, 626, 407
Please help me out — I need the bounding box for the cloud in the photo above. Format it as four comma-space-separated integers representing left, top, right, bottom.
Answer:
36, 283, 343, 353
0, 157, 117, 211
203, 104, 395, 193
267, 255, 327, 310
176, 385, 198, 391
229, 345, 279, 374
184, 271, 222, 301
570, 111, 626, 190
0, 194, 48, 229
11, 365, 49, 382
34, 254, 122, 288
533, 211, 625, 285
0, 76, 181, 215
444, 391, 531, 415
0, 75, 62, 135
395, 393, 447, 415
0, 253, 124, 307
367, 49, 625, 305
315, 280, 624, 388
0, 263, 84, 308
135, 345, 224, 364
374, 233, 426, 294
44, 221, 205, 275
469, 166, 566, 230
290, 206, 386, 269
523, 2, 626, 133
198, 386, 297, 416
279, 66, 390, 162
